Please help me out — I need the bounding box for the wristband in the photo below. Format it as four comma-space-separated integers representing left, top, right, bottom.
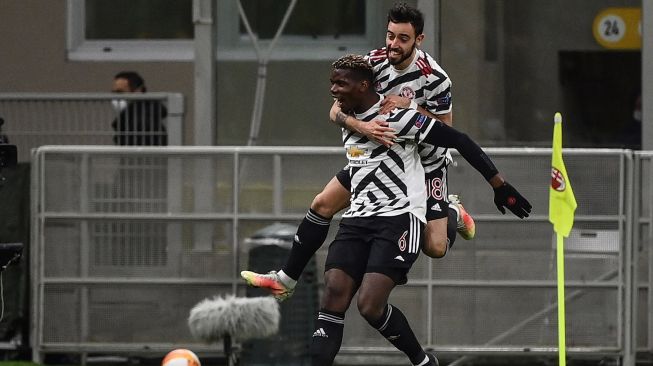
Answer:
409, 100, 418, 110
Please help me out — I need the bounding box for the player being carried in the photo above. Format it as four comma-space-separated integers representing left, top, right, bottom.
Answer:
241, 2, 529, 301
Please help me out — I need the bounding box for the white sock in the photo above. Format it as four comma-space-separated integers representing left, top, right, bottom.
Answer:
414, 354, 430, 366
277, 270, 297, 288
449, 202, 460, 221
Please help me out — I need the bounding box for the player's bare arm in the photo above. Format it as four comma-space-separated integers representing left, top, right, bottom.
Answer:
379, 95, 412, 114
378, 95, 433, 116
329, 100, 397, 147
432, 110, 452, 126
379, 96, 453, 127
416, 107, 452, 127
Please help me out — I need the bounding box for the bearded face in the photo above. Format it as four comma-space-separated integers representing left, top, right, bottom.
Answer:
385, 21, 422, 68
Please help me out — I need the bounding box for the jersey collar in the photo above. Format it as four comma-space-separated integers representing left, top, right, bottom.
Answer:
355, 94, 385, 120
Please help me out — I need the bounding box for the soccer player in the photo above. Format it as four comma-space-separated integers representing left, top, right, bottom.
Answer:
309, 54, 530, 366
241, 3, 484, 301
330, 2, 463, 259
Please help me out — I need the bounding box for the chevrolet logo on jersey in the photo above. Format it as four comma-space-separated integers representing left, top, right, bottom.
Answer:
346, 145, 370, 166
347, 146, 367, 158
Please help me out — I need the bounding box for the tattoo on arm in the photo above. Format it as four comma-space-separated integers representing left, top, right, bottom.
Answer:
335, 111, 349, 128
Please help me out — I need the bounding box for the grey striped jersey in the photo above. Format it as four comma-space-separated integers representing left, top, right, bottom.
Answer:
366, 47, 453, 174
342, 95, 435, 222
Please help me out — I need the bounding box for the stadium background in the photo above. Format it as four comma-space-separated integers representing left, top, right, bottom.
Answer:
1, 0, 650, 149
0, 0, 651, 365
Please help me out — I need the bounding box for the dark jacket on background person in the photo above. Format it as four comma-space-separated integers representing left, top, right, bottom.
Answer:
112, 100, 168, 146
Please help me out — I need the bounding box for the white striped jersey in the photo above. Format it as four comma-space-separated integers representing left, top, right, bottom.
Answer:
342, 95, 435, 222
366, 47, 453, 174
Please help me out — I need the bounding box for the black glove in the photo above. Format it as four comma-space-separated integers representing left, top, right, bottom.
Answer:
493, 182, 532, 219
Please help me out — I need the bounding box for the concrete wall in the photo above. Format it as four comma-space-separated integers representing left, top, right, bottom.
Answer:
0, 1, 195, 141
0, 0, 350, 147
440, 0, 641, 147
0, 0, 644, 148
215, 61, 339, 146
502, 0, 639, 145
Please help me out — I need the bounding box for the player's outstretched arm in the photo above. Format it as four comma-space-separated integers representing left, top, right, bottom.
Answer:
329, 100, 396, 147
421, 119, 532, 218
490, 177, 532, 219
485, 175, 532, 218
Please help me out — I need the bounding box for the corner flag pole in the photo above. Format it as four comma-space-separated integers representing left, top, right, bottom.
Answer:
549, 112, 577, 366
555, 230, 567, 366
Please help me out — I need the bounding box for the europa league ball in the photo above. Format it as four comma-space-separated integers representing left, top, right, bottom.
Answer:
162, 349, 201, 366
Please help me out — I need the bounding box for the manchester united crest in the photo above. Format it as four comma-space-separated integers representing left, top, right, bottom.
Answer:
400, 86, 415, 99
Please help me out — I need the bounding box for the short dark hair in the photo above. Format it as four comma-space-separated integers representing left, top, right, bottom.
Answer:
332, 54, 374, 84
114, 71, 146, 92
387, 2, 424, 36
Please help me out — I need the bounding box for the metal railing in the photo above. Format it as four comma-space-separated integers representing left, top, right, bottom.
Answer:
0, 93, 184, 162
634, 152, 653, 358
30, 146, 643, 364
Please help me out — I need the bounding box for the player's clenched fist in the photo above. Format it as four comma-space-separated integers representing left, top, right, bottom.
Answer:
493, 182, 532, 219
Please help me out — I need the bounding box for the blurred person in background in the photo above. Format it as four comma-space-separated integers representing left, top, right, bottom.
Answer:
111, 71, 168, 146
619, 89, 642, 150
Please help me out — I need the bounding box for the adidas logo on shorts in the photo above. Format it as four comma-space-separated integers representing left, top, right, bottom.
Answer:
431, 203, 442, 211
313, 328, 328, 338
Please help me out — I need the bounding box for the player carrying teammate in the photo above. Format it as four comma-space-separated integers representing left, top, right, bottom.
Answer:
309, 54, 531, 366
241, 3, 526, 301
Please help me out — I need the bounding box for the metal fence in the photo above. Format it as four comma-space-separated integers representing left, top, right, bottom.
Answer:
0, 93, 184, 162
635, 152, 653, 359
30, 146, 643, 364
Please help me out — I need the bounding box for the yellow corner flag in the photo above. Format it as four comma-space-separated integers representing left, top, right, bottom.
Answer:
549, 112, 577, 366
549, 112, 577, 237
